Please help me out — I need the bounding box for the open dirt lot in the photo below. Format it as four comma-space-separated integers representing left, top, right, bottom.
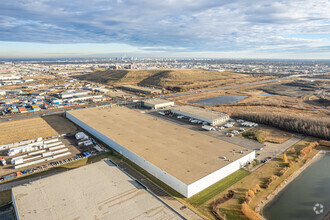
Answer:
0, 115, 77, 145
74, 69, 271, 92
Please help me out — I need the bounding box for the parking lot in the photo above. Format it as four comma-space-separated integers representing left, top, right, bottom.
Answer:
147, 109, 303, 163
147, 110, 264, 150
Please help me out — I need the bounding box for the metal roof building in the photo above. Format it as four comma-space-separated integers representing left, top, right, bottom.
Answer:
12, 160, 181, 220
66, 106, 255, 197
143, 98, 174, 109
171, 105, 229, 126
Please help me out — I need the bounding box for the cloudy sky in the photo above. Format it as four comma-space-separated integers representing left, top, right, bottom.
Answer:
0, 0, 329, 58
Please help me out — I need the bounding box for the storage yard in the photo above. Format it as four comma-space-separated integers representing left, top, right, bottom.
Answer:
0, 115, 106, 178
0, 135, 82, 177
66, 106, 255, 197
12, 160, 181, 220
0, 115, 77, 145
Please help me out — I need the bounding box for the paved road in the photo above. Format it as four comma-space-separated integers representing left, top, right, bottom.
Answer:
116, 161, 203, 220
248, 134, 305, 172
258, 134, 305, 160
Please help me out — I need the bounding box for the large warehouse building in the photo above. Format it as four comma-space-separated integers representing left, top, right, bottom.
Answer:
66, 106, 255, 198
12, 160, 180, 220
171, 105, 229, 126
142, 98, 175, 109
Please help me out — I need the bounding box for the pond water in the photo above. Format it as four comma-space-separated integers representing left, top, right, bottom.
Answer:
189, 95, 248, 105
264, 153, 330, 220
261, 92, 273, 96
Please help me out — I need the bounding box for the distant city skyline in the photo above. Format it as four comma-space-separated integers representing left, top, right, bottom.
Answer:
0, 0, 329, 59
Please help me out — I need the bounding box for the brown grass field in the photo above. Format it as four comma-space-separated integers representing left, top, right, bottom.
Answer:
242, 126, 294, 144
74, 69, 270, 91
172, 79, 330, 120
0, 116, 77, 145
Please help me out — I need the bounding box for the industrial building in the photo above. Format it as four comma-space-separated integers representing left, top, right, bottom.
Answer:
12, 160, 180, 220
0, 98, 19, 105
142, 98, 174, 109
120, 85, 163, 94
66, 106, 255, 197
60, 90, 90, 99
171, 105, 229, 126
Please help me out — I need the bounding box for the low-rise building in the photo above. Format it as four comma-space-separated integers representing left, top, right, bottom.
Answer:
60, 90, 90, 99
171, 105, 229, 126
142, 98, 174, 109
0, 98, 19, 105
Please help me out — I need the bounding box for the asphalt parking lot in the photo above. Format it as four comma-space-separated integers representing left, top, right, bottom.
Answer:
147, 111, 264, 150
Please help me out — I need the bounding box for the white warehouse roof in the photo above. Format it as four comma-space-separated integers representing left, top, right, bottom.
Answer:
12, 160, 180, 220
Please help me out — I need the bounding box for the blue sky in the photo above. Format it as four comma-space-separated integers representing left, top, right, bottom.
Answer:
0, 0, 329, 59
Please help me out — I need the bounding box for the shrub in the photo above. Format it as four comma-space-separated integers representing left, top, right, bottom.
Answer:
299, 141, 319, 157
289, 160, 295, 168
278, 167, 288, 176
211, 190, 235, 220
241, 203, 263, 220
283, 153, 288, 163
253, 159, 260, 166
255, 184, 261, 192
263, 175, 278, 188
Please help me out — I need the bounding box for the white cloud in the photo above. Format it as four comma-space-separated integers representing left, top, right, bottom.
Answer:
0, 0, 329, 57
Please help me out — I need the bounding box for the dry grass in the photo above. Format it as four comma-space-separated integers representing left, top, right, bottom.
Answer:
0, 116, 77, 145
200, 138, 320, 220
242, 127, 294, 144
74, 69, 267, 91
172, 80, 329, 120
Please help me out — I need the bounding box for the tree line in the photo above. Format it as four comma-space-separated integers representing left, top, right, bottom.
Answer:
232, 113, 330, 140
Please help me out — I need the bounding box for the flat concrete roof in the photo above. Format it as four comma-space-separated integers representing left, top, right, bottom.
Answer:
68, 106, 252, 184
143, 98, 174, 105
12, 160, 180, 220
171, 105, 228, 120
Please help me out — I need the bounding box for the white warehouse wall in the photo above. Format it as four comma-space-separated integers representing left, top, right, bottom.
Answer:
187, 151, 255, 197
171, 109, 214, 124
143, 101, 174, 109
12, 191, 20, 220
66, 112, 188, 197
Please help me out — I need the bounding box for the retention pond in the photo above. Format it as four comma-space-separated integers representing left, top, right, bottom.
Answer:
189, 95, 248, 105
264, 153, 330, 220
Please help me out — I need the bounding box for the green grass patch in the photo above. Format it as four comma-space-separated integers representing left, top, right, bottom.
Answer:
188, 169, 250, 206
